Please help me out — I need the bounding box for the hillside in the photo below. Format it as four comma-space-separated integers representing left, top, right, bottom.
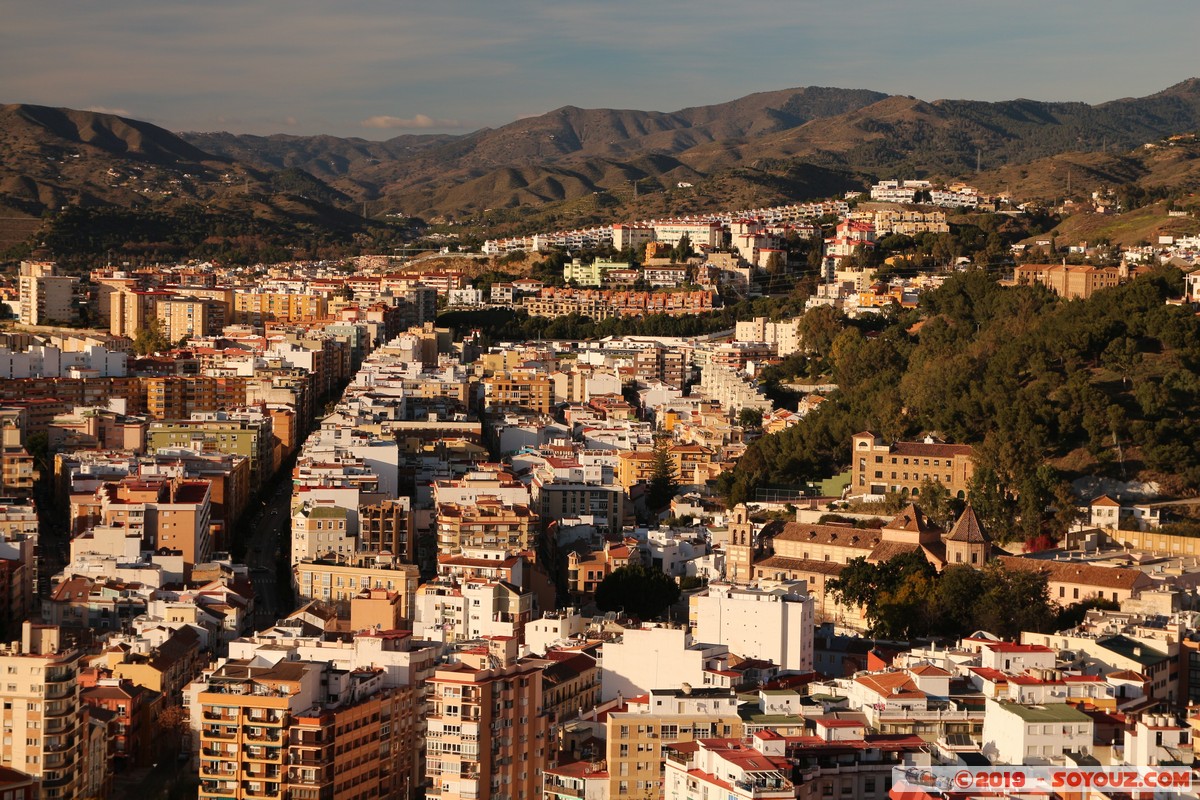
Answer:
5, 81, 1200, 257
0, 103, 389, 261
178, 80, 1200, 222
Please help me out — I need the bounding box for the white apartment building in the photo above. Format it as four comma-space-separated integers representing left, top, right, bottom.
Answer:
291, 500, 358, 563
600, 625, 728, 701
980, 699, 1094, 765
412, 578, 532, 643
664, 733, 794, 800
689, 582, 814, 672
733, 316, 803, 357
651, 220, 723, 250
697, 363, 773, 417
18, 262, 78, 326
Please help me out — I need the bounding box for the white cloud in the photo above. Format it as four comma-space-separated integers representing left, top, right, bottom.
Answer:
360, 114, 463, 130
85, 105, 131, 117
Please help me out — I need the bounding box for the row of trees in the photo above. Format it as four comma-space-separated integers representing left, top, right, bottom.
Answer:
827, 553, 1103, 640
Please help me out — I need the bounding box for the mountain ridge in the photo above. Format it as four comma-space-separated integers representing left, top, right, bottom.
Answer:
2, 79, 1200, 248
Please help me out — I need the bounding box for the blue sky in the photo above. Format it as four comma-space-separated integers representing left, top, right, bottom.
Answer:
1, 0, 1195, 138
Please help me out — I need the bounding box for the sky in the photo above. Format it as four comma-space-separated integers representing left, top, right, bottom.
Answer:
1, 0, 1196, 139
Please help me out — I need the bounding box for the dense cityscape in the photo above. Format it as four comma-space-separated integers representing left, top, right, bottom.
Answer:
0, 160, 1198, 800
5, 0, 1200, 790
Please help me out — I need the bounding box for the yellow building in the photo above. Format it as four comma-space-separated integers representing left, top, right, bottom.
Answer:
605, 687, 743, 800
0, 623, 82, 800
616, 450, 656, 492
850, 431, 975, 498
482, 373, 554, 414
293, 560, 420, 621
156, 295, 227, 342
232, 292, 327, 324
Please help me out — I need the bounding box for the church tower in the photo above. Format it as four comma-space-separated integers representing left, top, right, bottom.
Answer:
726, 504, 754, 583
944, 506, 992, 567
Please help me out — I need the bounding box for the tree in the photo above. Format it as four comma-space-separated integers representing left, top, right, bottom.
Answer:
797, 305, 845, 356
828, 551, 936, 637
594, 565, 680, 620
155, 704, 190, 758
738, 407, 764, 431
915, 478, 960, 528
133, 317, 171, 355
971, 563, 1054, 639
671, 234, 693, 263
646, 437, 679, 512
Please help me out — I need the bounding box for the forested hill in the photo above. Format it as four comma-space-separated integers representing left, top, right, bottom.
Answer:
719, 267, 1200, 543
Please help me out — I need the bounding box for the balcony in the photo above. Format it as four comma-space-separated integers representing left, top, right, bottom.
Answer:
245, 728, 282, 743
44, 682, 73, 700
204, 727, 238, 741
44, 718, 75, 735
243, 783, 282, 799
290, 733, 326, 748
545, 783, 584, 799
242, 746, 283, 763
44, 738, 74, 753
288, 753, 324, 767
43, 701, 75, 719
200, 764, 235, 778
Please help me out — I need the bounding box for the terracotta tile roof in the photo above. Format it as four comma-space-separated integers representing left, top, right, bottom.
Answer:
909, 664, 951, 677
945, 506, 990, 544
867, 541, 922, 562
885, 504, 940, 536
890, 440, 974, 459
772, 523, 880, 549
997, 556, 1154, 591
753, 556, 846, 576
854, 671, 925, 699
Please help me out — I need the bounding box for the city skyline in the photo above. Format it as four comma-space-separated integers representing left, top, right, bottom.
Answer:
1, 0, 1196, 138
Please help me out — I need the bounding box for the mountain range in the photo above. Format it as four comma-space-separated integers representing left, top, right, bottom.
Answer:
3, 79, 1200, 253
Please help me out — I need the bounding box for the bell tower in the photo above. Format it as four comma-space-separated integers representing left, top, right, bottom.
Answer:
726, 504, 754, 583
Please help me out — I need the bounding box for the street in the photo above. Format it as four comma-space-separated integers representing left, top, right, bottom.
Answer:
242, 477, 295, 629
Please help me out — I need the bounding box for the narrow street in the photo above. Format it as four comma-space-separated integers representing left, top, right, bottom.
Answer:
241, 474, 296, 629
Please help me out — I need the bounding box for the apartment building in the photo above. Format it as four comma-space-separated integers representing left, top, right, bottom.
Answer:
156, 295, 227, 342
94, 475, 215, 570
232, 292, 327, 324
605, 688, 744, 800
0, 501, 38, 627
437, 497, 538, 556
663, 734, 793, 800
194, 656, 422, 800
689, 582, 814, 672
0, 623, 82, 800
360, 498, 415, 563
734, 316, 803, 357
413, 577, 533, 643
293, 560, 420, 620
147, 411, 275, 487
291, 501, 357, 563
650, 220, 723, 249
483, 374, 555, 415
18, 262, 78, 326
425, 641, 551, 800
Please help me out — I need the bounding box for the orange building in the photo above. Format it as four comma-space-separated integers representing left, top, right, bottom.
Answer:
425, 641, 551, 800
